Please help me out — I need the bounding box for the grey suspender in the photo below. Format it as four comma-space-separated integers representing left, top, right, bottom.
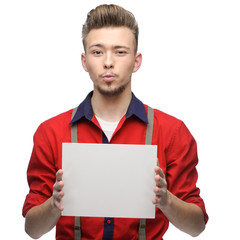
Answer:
71, 107, 78, 143
71, 105, 154, 240
71, 107, 82, 239
139, 105, 154, 240
145, 106, 154, 145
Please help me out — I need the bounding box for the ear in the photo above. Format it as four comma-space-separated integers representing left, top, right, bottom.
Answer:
81, 53, 89, 72
133, 53, 142, 73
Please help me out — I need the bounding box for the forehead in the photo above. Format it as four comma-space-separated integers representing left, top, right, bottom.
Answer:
85, 27, 135, 50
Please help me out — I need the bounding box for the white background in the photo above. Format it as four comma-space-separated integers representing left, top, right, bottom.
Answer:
1, 0, 239, 239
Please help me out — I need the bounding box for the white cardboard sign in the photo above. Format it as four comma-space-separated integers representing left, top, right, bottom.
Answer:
62, 143, 157, 218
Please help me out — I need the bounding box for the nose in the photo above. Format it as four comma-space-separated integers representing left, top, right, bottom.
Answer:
104, 52, 114, 69
104, 64, 113, 69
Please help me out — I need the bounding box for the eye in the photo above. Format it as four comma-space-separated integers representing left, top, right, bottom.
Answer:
93, 50, 102, 55
116, 50, 127, 55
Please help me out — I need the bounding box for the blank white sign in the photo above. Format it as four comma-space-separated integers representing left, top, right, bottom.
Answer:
62, 143, 157, 218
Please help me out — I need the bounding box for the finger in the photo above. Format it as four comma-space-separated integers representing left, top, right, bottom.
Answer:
152, 195, 162, 206
53, 180, 64, 192
155, 166, 165, 179
58, 204, 64, 212
53, 196, 64, 211
154, 186, 160, 196
154, 185, 167, 195
154, 174, 161, 185
152, 196, 164, 207
53, 190, 64, 201
152, 198, 157, 205
56, 169, 63, 181
155, 176, 166, 188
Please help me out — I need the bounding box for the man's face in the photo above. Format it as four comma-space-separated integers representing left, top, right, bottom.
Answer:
81, 27, 142, 97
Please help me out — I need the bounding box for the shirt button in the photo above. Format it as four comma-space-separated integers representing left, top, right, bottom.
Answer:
107, 220, 111, 224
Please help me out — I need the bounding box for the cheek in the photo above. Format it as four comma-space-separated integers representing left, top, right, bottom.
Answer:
121, 59, 135, 74
86, 60, 99, 76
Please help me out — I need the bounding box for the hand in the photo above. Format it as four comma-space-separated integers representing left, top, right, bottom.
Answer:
51, 169, 64, 211
152, 166, 170, 210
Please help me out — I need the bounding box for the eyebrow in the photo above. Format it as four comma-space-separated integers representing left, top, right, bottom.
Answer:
89, 44, 104, 49
89, 44, 130, 50
114, 45, 131, 50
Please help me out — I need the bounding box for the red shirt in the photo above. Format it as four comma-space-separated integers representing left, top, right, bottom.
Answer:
23, 92, 208, 240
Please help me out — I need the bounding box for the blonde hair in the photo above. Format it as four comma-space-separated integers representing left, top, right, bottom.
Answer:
82, 4, 139, 53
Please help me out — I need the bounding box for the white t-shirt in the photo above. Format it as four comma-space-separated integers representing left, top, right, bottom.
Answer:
95, 116, 119, 142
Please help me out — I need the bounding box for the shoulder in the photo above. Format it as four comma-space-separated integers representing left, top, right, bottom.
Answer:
34, 109, 74, 138
150, 107, 194, 144
152, 107, 183, 131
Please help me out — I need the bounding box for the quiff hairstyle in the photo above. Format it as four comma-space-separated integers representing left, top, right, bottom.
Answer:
82, 4, 139, 53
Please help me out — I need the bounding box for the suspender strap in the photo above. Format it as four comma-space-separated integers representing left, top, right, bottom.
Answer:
139, 105, 154, 240
71, 107, 82, 240
71, 106, 154, 240
71, 107, 78, 143
138, 218, 147, 240
145, 106, 154, 145
74, 217, 81, 239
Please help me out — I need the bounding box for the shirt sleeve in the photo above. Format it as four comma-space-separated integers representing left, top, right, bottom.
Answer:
166, 121, 208, 223
22, 122, 57, 217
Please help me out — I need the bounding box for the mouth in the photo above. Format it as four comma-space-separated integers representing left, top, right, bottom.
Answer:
102, 73, 117, 82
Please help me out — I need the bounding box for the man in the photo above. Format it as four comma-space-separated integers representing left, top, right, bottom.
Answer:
23, 4, 208, 239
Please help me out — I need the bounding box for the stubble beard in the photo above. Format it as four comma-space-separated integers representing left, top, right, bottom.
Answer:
96, 82, 128, 97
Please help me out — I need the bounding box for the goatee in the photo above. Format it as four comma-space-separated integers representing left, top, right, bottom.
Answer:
96, 84, 127, 97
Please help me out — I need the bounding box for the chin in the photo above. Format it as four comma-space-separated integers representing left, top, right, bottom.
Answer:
97, 85, 126, 97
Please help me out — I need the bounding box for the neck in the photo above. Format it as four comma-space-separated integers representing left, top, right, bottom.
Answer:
91, 89, 132, 122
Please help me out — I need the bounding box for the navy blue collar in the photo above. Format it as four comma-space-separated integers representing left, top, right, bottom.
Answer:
70, 91, 148, 125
